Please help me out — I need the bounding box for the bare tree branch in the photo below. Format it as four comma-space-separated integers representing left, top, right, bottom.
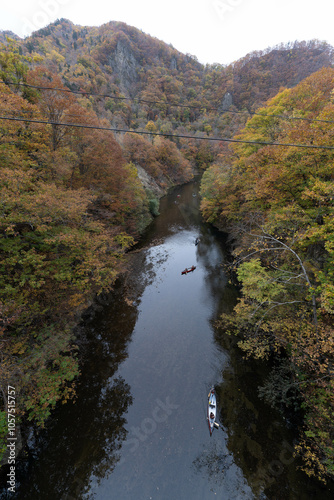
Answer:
240, 227, 318, 327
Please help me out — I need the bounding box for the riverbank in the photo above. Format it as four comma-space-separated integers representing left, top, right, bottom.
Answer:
0, 172, 189, 479
4, 180, 333, 499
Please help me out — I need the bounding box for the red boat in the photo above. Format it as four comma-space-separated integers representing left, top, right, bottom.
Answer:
181, 265, 196, 275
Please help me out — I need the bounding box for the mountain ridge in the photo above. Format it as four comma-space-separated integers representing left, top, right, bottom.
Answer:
1, 19, 334, 483
2, 18, 333, 111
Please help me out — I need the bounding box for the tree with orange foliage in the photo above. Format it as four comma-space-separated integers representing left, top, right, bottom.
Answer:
206, 67, 334, 482
123, 132, 162, 179
0, 81, 46, 170
27, 67, 78, 151
154, 136, 193, 184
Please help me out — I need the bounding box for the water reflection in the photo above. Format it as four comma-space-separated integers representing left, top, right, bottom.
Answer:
192, 437, 254, 500
213, 332, 334, 500
8, 284, 139, 500
81, 183, 256, 499
4, 181, 334, 500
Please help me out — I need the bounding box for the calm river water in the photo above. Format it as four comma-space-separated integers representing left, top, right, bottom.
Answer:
3, 180, 333, 499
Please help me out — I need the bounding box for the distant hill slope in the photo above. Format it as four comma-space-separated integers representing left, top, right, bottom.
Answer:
220, 40, 334, 110
1, 22, 334, 465
3, 19, 334, 136
0, 30, 20, 42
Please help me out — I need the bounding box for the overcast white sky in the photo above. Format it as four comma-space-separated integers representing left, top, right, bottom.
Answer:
1, 0, 334, 65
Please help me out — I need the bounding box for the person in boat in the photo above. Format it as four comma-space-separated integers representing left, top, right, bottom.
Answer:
210, 412, 214, 419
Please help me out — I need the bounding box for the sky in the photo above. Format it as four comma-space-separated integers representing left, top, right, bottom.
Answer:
1, 0, 334, 65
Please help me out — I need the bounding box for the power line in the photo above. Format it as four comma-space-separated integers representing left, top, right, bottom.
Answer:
1, 80, 211, 111
0, 107, 90, 120
1, 114, 334, 150
2, 80, 334, 125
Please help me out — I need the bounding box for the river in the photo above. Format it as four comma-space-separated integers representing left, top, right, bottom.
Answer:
3, 180, 333, 499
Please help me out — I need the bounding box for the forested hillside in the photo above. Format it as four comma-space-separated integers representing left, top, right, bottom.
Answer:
0, 32, 194, 460
200, 67, 334, 482
6, 19, 334, 162
0, 18, 333, 473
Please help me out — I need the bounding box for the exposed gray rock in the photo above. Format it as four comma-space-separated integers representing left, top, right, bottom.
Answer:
110, 39, 140, 89
221, 92, 233, 110
170, 56, 177, 70
135, 165, 164, 198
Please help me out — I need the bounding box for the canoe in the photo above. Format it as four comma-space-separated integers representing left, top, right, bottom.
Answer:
181, 265, 196, 275
207, 387, 217, 435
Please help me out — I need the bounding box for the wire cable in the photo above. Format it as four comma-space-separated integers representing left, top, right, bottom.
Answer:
2, 80, 334, 125
1, 114, 334, 150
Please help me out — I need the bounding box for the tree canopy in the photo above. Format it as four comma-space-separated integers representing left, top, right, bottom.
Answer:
202, 67, 334, 482
0, 41, 193, 453
1, 24, 334, 481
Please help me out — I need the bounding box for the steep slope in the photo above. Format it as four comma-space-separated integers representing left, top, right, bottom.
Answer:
208, 40, 334, 111
200, 67, 334, 482
1, 21, 334, 467
10, 19, 333, 136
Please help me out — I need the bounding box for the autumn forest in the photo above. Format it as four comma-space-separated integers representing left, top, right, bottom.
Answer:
0, 18, 333, 484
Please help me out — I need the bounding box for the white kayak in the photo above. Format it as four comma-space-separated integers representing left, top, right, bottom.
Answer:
207, 387, 217, 435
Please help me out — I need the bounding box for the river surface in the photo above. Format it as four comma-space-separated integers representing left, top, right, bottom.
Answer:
3, 180, 334, 499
